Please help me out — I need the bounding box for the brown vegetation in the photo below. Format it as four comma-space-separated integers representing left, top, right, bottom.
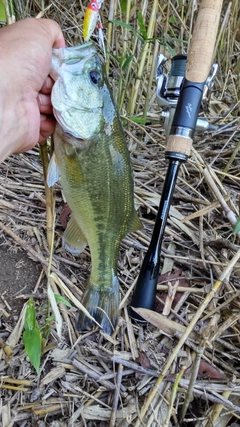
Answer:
0, 0, 240, 426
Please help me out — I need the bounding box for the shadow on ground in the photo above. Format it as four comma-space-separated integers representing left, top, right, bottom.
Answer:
0, 245, 42, 319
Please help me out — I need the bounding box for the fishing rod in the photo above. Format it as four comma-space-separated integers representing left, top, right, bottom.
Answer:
130, 0, 223, 322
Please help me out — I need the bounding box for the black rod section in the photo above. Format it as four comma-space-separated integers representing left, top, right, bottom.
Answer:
130, 159, 181, 321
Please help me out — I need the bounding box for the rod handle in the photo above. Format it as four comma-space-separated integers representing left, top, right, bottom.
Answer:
166, 135, 192, 157
186, 0, 223, 83
166, 0, 223, 156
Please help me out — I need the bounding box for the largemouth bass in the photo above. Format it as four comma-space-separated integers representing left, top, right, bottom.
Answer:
48, 42, 142, 334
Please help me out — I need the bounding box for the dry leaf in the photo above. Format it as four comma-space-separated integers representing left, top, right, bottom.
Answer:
59, 203, 71, 229
162, 280, 179, 316
132, 307, 199, 342
156, 269, 189, 312
41, 366, 66, 387
198, 359, 227, 380
136, 350, 152, 370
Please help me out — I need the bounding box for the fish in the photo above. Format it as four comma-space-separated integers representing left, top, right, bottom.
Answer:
48, 42, 142, 334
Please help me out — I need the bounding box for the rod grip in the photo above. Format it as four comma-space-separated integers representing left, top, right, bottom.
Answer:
166, 135, 192, 157
186, 0, 223, 83
167, 0, 223, 155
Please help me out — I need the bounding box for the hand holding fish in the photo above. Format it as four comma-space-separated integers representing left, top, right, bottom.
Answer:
0, 18, 65, 163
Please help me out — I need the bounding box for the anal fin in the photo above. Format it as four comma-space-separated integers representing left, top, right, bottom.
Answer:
128, 210, 142, 233
63, 216, 87, 255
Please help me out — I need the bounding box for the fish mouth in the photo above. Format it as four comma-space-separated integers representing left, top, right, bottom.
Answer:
52, 41, 103, 66
51, 41, 105, 82
55, 122, 84, 141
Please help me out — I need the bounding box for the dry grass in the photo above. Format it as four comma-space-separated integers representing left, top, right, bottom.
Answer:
0, 0, 240, 426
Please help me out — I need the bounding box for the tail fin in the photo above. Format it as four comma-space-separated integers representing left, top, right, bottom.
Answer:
76, 276, 119, 335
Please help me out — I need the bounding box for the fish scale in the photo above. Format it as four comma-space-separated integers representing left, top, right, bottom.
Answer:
54, 125, 131, 282
49, 42, 142, 333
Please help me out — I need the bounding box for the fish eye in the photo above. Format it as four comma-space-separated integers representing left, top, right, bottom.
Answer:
91, 2, 98, 11
89, 70, 102, 86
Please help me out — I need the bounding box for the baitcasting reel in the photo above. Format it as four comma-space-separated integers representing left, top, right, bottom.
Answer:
156, 54, 219, 138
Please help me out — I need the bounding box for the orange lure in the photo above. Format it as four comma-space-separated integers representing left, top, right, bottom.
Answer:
83, 0, 100, 41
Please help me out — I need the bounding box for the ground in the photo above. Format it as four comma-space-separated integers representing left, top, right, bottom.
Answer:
0, 242, 43, 319
1, 0, 240, 426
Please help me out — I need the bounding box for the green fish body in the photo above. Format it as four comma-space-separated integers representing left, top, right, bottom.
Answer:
48, 43, 141, 334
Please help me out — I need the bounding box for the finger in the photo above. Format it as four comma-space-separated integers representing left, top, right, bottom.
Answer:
40, 76, 54, 94
39, 115, 56, 142
38, 93, 53, 115
40, 18, 66, 49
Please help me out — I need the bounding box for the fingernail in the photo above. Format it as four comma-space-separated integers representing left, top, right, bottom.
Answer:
40, 114, 47, 122
45, 76, 53, 90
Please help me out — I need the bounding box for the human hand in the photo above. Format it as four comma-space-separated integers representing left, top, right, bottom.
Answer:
0, 18, 65, 162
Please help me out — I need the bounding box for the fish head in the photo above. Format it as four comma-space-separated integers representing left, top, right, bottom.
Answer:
51, 42, 115, 142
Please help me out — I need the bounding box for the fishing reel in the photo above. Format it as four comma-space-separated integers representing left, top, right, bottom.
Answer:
156, 54, 219, 137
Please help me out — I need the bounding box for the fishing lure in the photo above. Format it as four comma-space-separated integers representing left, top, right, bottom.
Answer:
83, 0, 100, 42
97, 18, 106, 58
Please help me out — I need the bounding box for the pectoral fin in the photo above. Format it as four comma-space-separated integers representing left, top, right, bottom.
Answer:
63, 216, 87, 255
47, 153, 60, 187
128, 210, 142, 233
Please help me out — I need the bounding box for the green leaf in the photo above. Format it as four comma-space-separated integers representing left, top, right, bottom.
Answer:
54, 294, 72, 308
41, 320, 53, 342
45, 315, 55, 323
110, 52, 122, 64
24, 297, 37, 331
121, 54, 134, 71
169, 16, 177, 24
109, 20, 144, 42
137, 11, 147, 40
120, 0, 127, 14
120, 0, 134, 14
23, 328, 42, 374
129, 117, 149, 124
0, 0, 6, 22
110, 19, 135, 32
233, 217, 240, 234
165, 43, 177, 56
